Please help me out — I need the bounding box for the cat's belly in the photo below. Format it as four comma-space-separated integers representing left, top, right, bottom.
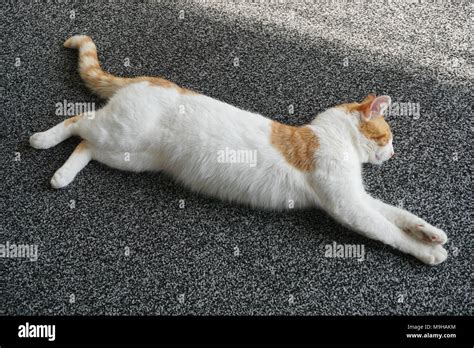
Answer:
159, 150, 319, 210
90, 148, 163, 172
91, 146, 318, 209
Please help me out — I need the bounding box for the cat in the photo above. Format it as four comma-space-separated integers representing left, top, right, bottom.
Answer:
30, 35, 448, 265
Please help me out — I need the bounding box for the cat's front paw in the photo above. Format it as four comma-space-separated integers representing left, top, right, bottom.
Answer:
403, 222, 447, 245
416, 244, 448, 265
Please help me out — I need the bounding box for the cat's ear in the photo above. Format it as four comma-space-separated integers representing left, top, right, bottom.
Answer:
360, 93, 376, 105
360, 95, 391, 121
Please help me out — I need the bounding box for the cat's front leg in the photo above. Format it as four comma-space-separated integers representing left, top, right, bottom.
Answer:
364, 194, 448, 245
315, 184, 447, 265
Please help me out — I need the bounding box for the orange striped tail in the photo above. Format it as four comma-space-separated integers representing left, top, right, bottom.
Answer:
64, 35, 129, 99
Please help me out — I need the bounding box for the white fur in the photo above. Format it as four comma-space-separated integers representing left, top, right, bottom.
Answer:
30, 82, 448, 265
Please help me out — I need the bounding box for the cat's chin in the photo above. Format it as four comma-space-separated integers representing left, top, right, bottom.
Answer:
369, 158, 385, 166
370, 153, 389, 165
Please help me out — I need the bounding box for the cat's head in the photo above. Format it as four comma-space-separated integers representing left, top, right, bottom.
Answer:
338, 94, 394, 165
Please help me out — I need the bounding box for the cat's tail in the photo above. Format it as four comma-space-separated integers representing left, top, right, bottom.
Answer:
64, 35, 130, 99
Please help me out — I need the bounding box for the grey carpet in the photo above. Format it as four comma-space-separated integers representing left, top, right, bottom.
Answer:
2, 0, 472, 315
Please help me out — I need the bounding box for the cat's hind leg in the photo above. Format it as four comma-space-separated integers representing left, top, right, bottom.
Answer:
29, 113, 90, 149
50, 140, 92, 189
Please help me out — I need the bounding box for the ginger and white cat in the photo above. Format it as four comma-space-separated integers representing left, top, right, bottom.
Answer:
30, 35, 448, 265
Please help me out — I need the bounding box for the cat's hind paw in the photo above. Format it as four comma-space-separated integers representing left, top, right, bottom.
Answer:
50, 170, 74, 189
404, 223, 447, 245
30, 132, 55, 149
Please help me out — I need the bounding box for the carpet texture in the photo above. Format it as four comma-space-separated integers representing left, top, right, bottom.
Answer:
2, 0, 472, 315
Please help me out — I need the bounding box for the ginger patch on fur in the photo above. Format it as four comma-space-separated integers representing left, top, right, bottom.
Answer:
270, 122, 319, 171
66, 35, 198, 98
337, 94, 392, 146
146, 77, 198, 95
74, 140, 88, 153
358, 116, 392, 146
64, 114, 82, 126
336, 94, 376, 114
